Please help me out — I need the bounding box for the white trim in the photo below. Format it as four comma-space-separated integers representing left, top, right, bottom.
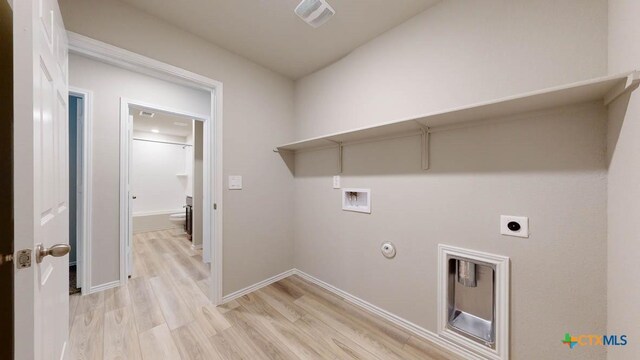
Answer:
222, 269, 297, 303
191, 244, 203, 250
119, 103, 130, 284
88, 280, 120, 294
292, 269, 483, 360
437, 245, 510, 360
67, 32, 221, 91
68, 32, 224, 304
133, 209, 184, 217
68, 87, 93, 296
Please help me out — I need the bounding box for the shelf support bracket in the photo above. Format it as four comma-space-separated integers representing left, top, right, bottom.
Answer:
417, 123, 430, 170
604, 71, 640, 106
328, 140, 343, 173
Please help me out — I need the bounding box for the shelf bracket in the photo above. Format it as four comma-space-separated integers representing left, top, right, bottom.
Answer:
417, 123, 430, 170
328, 140, 343, 173
604, 71, 640, 106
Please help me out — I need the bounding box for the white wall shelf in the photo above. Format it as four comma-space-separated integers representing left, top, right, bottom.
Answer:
276, 71, 639, 172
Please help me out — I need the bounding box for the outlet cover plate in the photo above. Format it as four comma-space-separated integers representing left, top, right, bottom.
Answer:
228, 175, 242, 190
333, 175, 341, 189
500, 215, 529, 238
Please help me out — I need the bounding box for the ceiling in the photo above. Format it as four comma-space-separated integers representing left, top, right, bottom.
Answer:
117, 0, 439, 79
132, 108, 194, 137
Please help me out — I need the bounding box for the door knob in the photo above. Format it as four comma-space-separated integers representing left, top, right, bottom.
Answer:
35, 244, 70, 264
132, 196, 137, 199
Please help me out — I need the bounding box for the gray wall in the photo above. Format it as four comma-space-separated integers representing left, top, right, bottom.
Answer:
292, 1, 608, 359
294, 0, 607, 139
60, 0, 295, 294
607, 0, 640, 358
294, 104, 608, 360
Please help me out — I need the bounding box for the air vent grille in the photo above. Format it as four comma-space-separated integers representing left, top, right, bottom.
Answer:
139, 110, 155, 118
295, 0, 335, 28
295, 0, 322, 18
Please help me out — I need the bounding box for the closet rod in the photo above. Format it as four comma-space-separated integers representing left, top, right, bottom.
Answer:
132, 137, 192, 147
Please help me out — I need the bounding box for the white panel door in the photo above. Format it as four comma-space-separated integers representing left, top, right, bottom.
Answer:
14, 0, 70, 359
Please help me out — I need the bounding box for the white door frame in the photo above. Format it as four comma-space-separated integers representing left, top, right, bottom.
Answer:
67, 32, 224, 304
68, 87, 93, 295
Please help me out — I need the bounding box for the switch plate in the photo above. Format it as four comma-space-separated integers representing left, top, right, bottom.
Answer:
500, 215, 529, 238
333, 175, 341, 189
228, 175, 242, 190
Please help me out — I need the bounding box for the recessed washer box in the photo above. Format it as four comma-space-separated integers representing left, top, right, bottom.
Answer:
342, 188, 370, 213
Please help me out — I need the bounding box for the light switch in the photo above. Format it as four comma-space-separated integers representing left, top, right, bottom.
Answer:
228, 175, 242, 190
333, 175, 341, 189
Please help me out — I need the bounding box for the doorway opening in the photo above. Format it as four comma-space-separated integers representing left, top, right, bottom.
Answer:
120, 99, 214, 300
127, 105, 208, 280
68, 88, 92, 295
68, 94, 82, 294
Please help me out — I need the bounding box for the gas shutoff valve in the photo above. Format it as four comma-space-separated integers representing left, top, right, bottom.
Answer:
380, 242, 396, 259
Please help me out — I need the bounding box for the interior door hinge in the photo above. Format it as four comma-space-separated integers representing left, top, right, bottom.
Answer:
1, 249, 32, 269
16, 249, 32, 269
213, 203, 217, 210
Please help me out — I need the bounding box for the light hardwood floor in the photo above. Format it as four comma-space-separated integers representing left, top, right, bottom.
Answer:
69, 229, 459, 359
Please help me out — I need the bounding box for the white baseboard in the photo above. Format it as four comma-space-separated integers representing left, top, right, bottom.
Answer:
222, 269, 296, 303
191, 243, 203, 250
88, 280, 120, 294
292, 269, 484, 360
133, 209, 184, 217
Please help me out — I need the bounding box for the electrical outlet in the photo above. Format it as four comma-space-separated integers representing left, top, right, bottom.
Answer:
500, 215, 528, 238
333, 175, 340, 189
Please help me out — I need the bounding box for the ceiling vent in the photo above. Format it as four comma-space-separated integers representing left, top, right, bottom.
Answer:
295, 0, 335, 28
139, 110, 155, 118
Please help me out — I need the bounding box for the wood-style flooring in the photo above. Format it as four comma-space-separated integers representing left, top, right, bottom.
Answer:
69, 229, 459, 359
